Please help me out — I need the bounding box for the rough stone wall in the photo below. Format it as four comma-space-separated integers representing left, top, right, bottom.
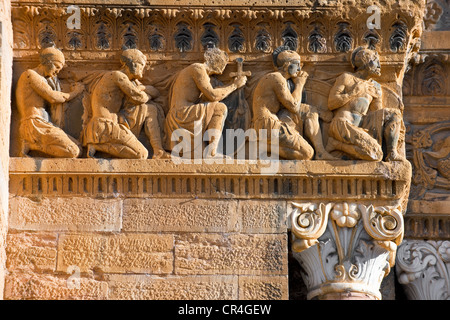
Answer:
0, 0, 12, 300
5, 159, 290, 299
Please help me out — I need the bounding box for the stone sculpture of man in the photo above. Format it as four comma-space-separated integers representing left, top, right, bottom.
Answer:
251, 46, 336, 160
326, 46, 403, 161
16, 47, 84, 157
164, 47, 247, 158
83, 49, 169, 159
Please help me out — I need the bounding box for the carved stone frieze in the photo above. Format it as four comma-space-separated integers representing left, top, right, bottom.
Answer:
396, 239, 450, 300
290, 202, 404, 300
6, 0, 428, 300
408, 120, 450, 199
11, 1, 425, 64
9, 158, 411, 201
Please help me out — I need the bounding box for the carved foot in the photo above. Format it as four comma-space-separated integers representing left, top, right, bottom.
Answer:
205, 153, 233, 160
18, 141, 30, 157
152, 150, 171, 160
87, 144, 97, 158
325, 137, 340, 153
315, 150, 340, 160
385, 151, 404, 162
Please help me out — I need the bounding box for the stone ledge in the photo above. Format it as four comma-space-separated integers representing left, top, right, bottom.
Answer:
9, 158, 412, 202
404, 200, 450, 239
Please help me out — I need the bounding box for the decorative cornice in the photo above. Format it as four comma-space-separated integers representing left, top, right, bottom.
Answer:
11, 2, 425, 60
9, 158, 411, 202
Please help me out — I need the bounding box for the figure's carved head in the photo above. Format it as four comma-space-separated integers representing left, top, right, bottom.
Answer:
120, 49, 147, 80
204, 48, 229, 75
39, 47, 65, 78
272, 46, 301, 77
351, 46, 381, 77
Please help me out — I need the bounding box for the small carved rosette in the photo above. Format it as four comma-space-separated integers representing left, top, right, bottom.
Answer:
290, 202, 404, 300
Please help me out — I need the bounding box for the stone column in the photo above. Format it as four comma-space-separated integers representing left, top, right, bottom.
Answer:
0, 0, 12, 300
290, 202, 404, 300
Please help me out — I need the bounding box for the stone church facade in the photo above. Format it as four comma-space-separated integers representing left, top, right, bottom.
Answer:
0, 0, 448, 300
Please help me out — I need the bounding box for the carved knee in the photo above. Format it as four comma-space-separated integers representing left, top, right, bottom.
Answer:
214, 102, 228, 118
303, 144, 315, 160
135, 145, 149, 159
66, 144, 82, 158
146, 103, 159, 119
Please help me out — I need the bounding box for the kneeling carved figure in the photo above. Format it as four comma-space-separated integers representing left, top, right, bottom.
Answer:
326, 46, 404, 162
82, 49, 169, 159
251, 46, 336, 160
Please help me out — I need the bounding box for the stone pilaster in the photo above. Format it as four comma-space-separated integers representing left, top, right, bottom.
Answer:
0, 0, 12, 300
290, 202, 404, 300
396, 240, 450, 300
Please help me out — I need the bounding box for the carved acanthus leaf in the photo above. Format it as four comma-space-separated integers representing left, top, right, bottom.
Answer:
396, 240, 450, 300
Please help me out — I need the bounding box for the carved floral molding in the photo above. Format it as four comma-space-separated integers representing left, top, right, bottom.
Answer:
11, 1, 425, 61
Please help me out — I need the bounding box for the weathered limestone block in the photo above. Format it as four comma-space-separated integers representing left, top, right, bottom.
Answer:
106, 275, 238, 300
174, 233, 287, 275
9, 197, 122, 232
6, 232, 57, 272
238, 276, 288, 300
123, 198, 238, 232
57, 233, 173, 274
238, 200, 287, 233
4, 272, 108, 300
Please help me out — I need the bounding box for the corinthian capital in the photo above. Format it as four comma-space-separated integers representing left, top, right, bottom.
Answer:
290, 202, 404, 300
396, 240, 450, 300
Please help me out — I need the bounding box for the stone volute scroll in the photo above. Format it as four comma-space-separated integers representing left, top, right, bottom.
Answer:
16, 47, 84, 158
396, 240, 450, 300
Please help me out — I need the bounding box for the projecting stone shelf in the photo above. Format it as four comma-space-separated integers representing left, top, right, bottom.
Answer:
9, 158, 411, 204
